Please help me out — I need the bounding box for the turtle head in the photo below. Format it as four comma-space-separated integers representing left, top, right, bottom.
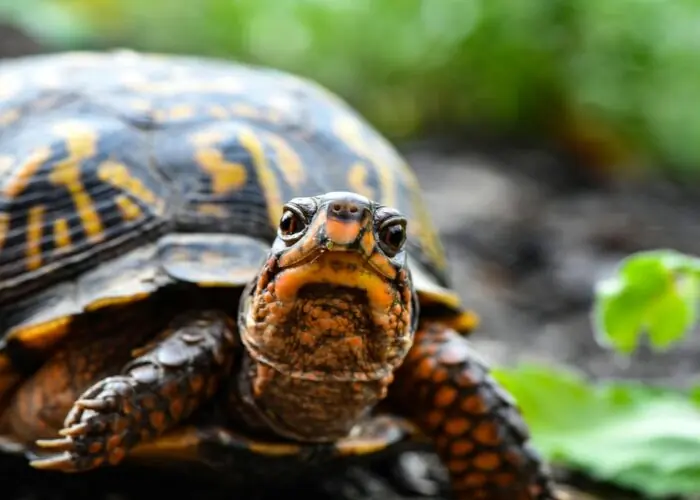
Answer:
238, 191, 418, 383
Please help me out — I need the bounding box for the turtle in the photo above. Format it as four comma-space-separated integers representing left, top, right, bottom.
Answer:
0, 50, 560, 500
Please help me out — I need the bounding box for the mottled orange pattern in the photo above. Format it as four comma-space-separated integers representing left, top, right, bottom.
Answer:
389, 322, 556, 499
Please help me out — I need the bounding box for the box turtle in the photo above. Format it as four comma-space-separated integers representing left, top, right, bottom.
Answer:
0, 50, 560, 499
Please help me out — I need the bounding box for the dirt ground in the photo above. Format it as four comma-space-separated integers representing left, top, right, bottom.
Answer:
408, 141, 700, 388
3, 23, 700, 500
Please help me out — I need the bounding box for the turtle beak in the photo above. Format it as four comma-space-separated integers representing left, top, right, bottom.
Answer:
317, 197, 370, 253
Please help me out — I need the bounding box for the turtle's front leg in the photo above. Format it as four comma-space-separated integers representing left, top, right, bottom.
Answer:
29, 310, 237, 472
387, 322, 559, 500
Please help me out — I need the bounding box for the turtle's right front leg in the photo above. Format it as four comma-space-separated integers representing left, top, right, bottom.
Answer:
26, 310, 237, 472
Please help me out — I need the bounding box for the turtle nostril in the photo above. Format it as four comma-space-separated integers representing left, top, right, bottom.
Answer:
328, 200, 365, 220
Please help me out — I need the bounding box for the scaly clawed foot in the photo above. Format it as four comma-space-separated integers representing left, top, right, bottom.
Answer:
31, 376, 140, 472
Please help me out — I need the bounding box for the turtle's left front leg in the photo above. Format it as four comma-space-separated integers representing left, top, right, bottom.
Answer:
29, 310, 237, 472
387, 322, 559, 500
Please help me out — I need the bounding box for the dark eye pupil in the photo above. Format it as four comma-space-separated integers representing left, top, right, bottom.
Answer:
384, 224, 405, 249
280, 211, 298, 234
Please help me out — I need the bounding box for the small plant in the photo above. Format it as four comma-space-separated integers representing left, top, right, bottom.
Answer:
594, 249, 700, 354
494, 249, 700, 499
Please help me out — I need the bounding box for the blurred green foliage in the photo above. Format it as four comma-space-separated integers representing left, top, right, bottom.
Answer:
494, 365, 700, 498
495, 249, 700, 498
594, 250, 700, 354
1, 0, 700, 175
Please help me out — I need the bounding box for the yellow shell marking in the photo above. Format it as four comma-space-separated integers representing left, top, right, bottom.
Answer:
125, 77, 244, 95
0, 212, 8, 251
97, 161, 158, 206
197, 203, 228, 217
265, 132, 305, 189
85, 292, 151, 312
208, 105, 229, 119
231, 104, 261, 119
53, 217, 72, 250
334, 115, 396, 209
0, 109, 20, 126
337, 439, 389, 456
196, 149, 247, 194
410, 185, 446, 270
191, 130, 225, 147
8, 316, 72, 350
239, 128, 283, 226
347, 162, 375, 200
335, 115, 446, 271
247, 441, 303, 457
374, 164, 396, 212
3, 147, 51, 198
168, 105, 195, 121
191, 130, 248, 195
115, 194, 143, 221
49, 123, 103, 240
153, 109, 167, 123
26, 204, 45, 270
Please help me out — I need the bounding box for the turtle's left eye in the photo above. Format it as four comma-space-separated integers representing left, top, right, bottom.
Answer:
378, 218, 407, 256
279, 208, 306, 238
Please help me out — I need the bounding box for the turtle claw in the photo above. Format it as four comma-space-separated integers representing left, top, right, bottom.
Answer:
30, 376, 140, 473
35, 437, 74, 451
58, 422, 90, 437
64, 377, 133, 428
29, 452, 77, 472
75, 397, 113, 412
25, 313, 236, 474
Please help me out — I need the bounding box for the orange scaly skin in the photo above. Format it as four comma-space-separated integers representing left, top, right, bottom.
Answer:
19, 310, 237, 471
389, 322, 558, 500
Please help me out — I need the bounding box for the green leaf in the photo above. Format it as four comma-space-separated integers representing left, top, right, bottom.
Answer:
492, 364, 700, 498
646, 273, 699, 350
593, 250, 700, 354
691, 386, 700, 407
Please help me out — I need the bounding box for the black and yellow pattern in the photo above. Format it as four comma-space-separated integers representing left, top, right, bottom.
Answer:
0, 51, 448, 301
0, 49, 467, 393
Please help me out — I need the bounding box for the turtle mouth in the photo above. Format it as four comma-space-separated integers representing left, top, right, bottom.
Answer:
277, 244, 397, 282
238, 252, 414, 382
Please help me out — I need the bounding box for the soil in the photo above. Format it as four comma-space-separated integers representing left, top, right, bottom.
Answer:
2, 22, 699, 500
407, 140, 700, 388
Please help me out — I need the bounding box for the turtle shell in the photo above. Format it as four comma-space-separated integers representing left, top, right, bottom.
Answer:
0, 50, 473, 361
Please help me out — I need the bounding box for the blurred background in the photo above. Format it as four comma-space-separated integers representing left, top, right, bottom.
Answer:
2, 1, 700, 499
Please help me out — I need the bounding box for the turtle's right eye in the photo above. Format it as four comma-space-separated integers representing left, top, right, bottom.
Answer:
378, 218, 407, 256
278, 208, 306, 238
